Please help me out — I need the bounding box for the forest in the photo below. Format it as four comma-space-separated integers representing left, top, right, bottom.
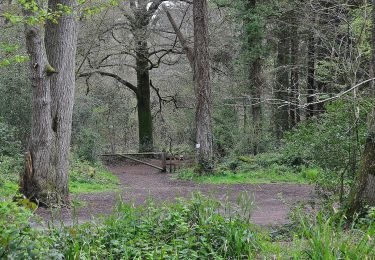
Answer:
0, 0, 374, 258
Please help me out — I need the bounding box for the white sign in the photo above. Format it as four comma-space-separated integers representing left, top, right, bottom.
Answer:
196, 143, 201, 149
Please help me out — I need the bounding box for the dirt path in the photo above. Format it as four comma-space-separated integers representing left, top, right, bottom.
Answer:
37, 162, 314, 226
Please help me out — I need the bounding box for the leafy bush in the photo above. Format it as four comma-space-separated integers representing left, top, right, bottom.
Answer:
296, 212, 375, 259
0, 119, 21, 157
0, 195, 267, 259
0, 155, 23, 183
73, 128, 103, 163
281, 99, 372, 196
0, 201, 33, 258
283, 99, 371, 169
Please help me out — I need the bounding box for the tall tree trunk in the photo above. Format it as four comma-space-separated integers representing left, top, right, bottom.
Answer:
306, 27, 316, 118
135, 23, 153, 152
371, 0, 375, 95
20, 0, 77, 206
21, 11, 54, 205
193, 0, 213, 171
246, 0, 263, 155
346, 109, 375, 216
346, 0, 375, 216
44, 0, 77, 204
275, 19, 290, 140
290, 15, 300, 127
251, 59, 262, 154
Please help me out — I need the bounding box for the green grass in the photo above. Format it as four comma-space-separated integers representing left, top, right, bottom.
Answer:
69, 170, 120, 194
195, 171, 309, 184
69, 159, 120, 193
0, 157, 120, 196
177, 153, 319, 185
178, 167, 312, 185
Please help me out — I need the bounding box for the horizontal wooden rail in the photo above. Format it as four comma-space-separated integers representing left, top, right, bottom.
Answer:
101, 152, 162, 156
101, 153, 165, 172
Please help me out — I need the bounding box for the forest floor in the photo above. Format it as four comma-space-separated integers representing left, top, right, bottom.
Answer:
36, 160, 314, 226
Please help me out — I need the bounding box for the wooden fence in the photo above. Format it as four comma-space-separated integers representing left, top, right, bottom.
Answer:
101, 152, 187, 173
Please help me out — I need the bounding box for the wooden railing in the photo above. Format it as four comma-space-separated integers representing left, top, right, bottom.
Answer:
101, 152, 187, 173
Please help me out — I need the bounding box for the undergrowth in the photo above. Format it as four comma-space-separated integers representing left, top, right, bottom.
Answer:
177, 153, 316, 184
69, 158, 119, 193
0, 195, 374, 259
0, 156, 119, 199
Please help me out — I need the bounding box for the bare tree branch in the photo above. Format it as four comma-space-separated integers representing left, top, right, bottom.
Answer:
162, 4, 194, 68
79, 71, 138, 93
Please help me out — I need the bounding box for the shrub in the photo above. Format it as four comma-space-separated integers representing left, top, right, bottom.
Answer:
297, 212, 375, 259
0, 119, 21, 157
73, 128, 103, 163
0, 195, 267, 259
281, 99, 372, 196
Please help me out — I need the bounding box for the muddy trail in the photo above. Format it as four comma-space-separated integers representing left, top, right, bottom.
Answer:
37, 161, 314, 226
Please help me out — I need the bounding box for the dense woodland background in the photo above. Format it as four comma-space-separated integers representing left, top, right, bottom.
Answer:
1, 0, 374, 200
0, 0, 374, 258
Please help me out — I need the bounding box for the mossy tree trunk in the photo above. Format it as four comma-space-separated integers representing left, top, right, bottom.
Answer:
21, 18, 54, 205
21, 0, 77, 206
136, 47, 153, 152
45, 0, 77, 204
133, 6, 153, 152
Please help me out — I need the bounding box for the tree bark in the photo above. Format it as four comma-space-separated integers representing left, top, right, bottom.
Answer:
193, 0, 213, 171
134, 9, 153, 152
346, 109, 375, 216
251, 59, 262, 154
21, 10, 54, 205
306, 26, 316, 118
20, 0, 77, 206
290, 15, 300, 127
371, 0, 375, 95
275, 18, 290, 140
44, 0, 77, 204
245, 0, 263, 155
346, 0, 375, 216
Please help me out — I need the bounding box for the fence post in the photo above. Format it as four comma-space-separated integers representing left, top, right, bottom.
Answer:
161, 152, 167, 172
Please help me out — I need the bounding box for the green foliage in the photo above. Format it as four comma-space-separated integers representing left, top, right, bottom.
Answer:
178, 153, 312, 184
0, 42, 31, 146
296, 212, 375, 259
0, 201, 33, 258
0, 119, 21, 157
0, 181, 18, 199
0, 155, 23, 183
281, 99, 372, 195
0, 120, 23, 197
73, 128, 103, 163
69, 157, 119, 193
1, 197, 374, 259
213, 105, 239, 156
0, 195, 268, 259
